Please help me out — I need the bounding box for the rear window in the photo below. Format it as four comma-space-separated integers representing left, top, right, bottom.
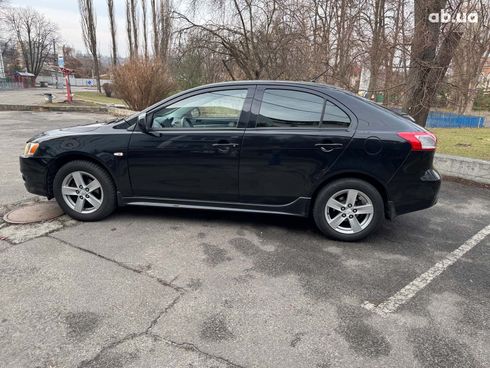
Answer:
257, 90, 324, 128
256, 89, 350, 129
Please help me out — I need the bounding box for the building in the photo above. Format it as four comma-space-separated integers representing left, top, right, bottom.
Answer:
14, 71, 36, 88
479, 56, 490, 92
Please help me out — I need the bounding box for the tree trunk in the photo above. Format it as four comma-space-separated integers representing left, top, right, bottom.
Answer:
131, 0, 139, 56
463, 78, 478, 115
151, 0, 159, 56
107, 0, 117, 65
403, 0, 463, 127
94, 53, 101, 92
126, 0, 133, 59
79, 0, 101, 93
158, 0, 171, 61
404, 29, 463, 126
141, 0, 148, 58
367, 0, 385, 100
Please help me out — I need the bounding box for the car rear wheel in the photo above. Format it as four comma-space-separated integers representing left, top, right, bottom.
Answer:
53, 160, 116, 221
313, 179, 383, 241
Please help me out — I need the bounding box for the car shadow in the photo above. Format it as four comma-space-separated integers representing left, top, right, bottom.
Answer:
116, 204, 315, 232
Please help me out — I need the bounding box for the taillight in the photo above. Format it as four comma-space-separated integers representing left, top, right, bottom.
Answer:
397, 131, 437, 151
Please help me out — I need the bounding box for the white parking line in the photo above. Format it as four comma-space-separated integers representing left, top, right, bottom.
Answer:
362, 224, 490, 316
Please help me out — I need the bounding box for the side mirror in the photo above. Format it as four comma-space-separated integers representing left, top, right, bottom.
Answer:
137, 113, 151, 133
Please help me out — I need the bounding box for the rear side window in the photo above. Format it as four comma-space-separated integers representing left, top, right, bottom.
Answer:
256, 90, 324, 128
321, 101, 351, 128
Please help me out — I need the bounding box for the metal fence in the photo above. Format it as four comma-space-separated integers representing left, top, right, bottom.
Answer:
36, 75, 111, 87
0, 80, 23, 90
426, 111, 485, 128
390, 107, 485, 128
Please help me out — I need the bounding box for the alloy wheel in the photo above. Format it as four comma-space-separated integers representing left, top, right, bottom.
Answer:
324, 189, 374, 234
61, 170, 104, 214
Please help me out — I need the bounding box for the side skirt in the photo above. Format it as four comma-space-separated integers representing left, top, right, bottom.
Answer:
120, 196, 311, 217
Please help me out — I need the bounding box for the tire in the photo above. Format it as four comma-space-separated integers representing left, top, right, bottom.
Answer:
53, 160, 116, 221
313, 178, 384, 241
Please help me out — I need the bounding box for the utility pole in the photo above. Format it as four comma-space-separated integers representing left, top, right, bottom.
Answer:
53, 39, 59, 88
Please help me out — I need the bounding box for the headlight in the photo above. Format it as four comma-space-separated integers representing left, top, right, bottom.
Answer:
24, 142, 39, 157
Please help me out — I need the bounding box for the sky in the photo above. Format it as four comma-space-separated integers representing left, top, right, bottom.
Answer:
12, 0, 140, 57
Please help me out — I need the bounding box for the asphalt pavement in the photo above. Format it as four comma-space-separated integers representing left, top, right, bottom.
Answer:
0, 110, 488, 368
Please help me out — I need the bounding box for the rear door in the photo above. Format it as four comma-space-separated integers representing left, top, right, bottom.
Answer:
239, 86, 356, 205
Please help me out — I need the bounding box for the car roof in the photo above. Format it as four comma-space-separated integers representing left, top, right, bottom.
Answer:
199, 80, 340, 91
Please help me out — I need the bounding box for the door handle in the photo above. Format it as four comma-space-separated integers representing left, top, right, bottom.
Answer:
315, 143, 343, 153
212, 143, 239, 148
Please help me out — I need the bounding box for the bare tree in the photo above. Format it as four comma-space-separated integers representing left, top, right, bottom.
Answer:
131, 0, 139, 56
3, 7, 58, 78
365, 0, 386, 99
158, 0, 171, 60
126, 0, 134, 59
451, 0, 490, 113
382, 0, 411, 106
310, 0, 365, 88
176, 0, 305, 80
173, 30, 228, 88
151, 0, 159, 55
79, 0, 101, 92
162, 0, 486, 119
107, 0, 117, 65
403, 0, 464, 126
141, 0, 148, 58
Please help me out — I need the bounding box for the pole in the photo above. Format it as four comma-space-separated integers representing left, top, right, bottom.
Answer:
59, 67, 73, 103
53, 40, 59, 89
65, 73, 72, 103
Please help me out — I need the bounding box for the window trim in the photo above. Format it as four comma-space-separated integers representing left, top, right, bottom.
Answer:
146, 86, 255, 131
249, 85, 355, 131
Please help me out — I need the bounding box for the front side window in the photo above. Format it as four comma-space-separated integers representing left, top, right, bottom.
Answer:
256, 90, 324, 128
151, 89, 248, 129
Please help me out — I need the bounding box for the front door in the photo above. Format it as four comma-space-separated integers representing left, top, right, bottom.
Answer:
239, 86, 356, 204
128, 87, 254, 201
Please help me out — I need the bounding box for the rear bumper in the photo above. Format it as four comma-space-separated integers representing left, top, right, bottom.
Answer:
387, 168, 441, 218
19, 156, 50, 197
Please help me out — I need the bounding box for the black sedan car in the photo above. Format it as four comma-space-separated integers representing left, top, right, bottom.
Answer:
20, 81, 440, 241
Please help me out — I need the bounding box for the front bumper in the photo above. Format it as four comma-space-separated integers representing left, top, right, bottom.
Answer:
19, 156, 50, 197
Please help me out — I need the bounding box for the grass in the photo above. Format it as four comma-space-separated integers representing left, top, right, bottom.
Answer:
429, 128, 490, 161
74, 91, 126, 106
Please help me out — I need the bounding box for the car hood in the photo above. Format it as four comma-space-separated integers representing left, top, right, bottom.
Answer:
29, 122, 111, 143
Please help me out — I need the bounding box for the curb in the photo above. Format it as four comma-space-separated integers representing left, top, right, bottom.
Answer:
108, 107, 136, 117
434, 153, 490, 185
75, 97, 128, 109
0, 104, 108, 113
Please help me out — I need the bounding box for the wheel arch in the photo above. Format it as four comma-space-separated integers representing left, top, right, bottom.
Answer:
309, 171, 389, 218
46, 153, 118, 198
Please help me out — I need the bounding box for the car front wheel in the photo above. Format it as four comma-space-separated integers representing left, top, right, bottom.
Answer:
53, 160, 116, 221
313, 179, 384, 241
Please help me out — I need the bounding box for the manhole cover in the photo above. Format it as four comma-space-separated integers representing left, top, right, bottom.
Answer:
3, 201, 64, 224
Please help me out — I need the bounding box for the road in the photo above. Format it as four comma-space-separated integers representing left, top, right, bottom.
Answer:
0, 111, 488, 368
0, 111, 109, 204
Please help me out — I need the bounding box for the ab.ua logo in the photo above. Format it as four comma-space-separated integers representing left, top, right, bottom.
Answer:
429, 10, 478, 23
